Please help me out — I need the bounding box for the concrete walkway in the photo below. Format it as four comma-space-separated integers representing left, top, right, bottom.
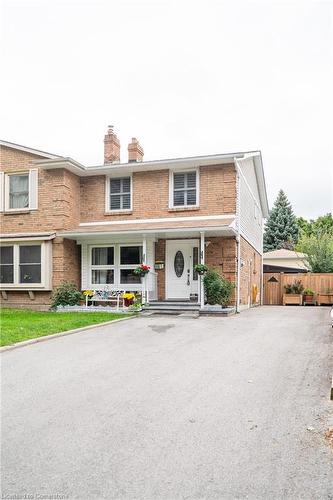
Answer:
1, 307, 333, 499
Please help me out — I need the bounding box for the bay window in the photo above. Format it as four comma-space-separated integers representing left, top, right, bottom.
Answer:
0, 241, 50, 288
0, 246, 14, 284
19, 245, 41, 283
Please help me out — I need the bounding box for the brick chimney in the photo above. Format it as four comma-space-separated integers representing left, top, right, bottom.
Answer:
128, 137, 144, 162
104, 125, 120, 164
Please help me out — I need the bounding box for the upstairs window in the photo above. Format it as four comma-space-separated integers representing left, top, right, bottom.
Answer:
109, 177, 131, 211
1, 169, 38, 212
172, 171, 198, 207
9, 174, 29, 209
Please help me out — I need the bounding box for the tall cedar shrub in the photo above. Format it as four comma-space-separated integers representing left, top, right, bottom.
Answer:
263, 190, 299, 252
51, 282, 82, 309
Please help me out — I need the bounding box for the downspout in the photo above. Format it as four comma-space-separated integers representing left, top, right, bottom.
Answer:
235, 158, 242, 313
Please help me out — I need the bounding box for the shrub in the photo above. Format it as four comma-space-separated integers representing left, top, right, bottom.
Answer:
303, 288, 314, 295
203, 268, 235, 306
51, 282, 82, 309
284, 280, 304, 295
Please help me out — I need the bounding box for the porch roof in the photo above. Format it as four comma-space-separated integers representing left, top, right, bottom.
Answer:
58, 217, 236, 240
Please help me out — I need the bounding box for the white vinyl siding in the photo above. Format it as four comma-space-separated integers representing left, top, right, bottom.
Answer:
3, 169, 38, 211
239, 172, 263, 253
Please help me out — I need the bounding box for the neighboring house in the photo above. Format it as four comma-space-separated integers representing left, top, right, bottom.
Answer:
0, 127, 269, 310
263, 249, 309, 273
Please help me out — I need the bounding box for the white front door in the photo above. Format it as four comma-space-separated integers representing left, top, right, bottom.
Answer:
166, 239, 199, 300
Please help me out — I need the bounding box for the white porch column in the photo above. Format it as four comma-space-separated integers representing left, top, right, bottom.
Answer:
142, 235, 147, 304
200, 231, 205, 309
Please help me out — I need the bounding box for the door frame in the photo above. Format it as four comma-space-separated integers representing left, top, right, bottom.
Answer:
165, 239, 200, 300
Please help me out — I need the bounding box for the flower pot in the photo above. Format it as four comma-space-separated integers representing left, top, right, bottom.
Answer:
303, 294, 316, 305
124, 298, 134, 307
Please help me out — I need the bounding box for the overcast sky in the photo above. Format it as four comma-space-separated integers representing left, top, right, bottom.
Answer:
1, 0, 332, 219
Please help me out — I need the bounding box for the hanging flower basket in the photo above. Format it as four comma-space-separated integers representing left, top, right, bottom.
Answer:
194, 264, 208, 275
133, 264, 150, 277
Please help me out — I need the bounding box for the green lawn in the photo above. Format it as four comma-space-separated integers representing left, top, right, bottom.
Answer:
0, 309, 130, 347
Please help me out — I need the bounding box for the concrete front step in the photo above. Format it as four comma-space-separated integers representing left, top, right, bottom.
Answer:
146, 302, 200, 312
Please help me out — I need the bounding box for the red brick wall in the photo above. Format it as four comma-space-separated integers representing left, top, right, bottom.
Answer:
0, 146, 81, 308
80, 164, 236, 222
239, 236, 262, 307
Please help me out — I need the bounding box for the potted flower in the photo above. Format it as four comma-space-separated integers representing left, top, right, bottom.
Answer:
122, 292, 135, 307
303, 288, 316, 305
283, 280, 304, 305
194, 264, 208, 275
133, 264, 150, 278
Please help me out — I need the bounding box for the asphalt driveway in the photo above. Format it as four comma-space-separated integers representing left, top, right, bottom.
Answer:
1, 307, 333, 499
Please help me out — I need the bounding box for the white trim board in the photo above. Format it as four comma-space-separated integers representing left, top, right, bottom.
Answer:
79, 214, 236, 227
0, 140, 60, 159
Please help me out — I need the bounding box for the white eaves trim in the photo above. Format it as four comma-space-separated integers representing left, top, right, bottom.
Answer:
79, 214, 236, 227
59, 226, 237, 239
0, 140, 61, 159
34, 151, 259, 177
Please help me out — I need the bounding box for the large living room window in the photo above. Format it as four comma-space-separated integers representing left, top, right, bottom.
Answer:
108, 177, 131, 211
172, 170, 198, 207
91, 247, 115, 285
0, 242, 49, 287
89, 245, 143, 286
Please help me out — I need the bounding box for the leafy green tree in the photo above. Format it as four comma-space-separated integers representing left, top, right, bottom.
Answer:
297, 213, 333, 237
263, 190, 299, 252
297, 232, 333, 272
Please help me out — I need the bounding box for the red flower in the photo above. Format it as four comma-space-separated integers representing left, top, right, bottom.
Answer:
141, 264, 150, 271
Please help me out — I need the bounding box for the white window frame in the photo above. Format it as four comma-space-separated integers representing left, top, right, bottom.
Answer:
89, 245, 115, 286
169, 168, 199, 209
105, 174, 133, 213
87, 243, 143, 289
119, 244, 143, 286
3, 169, 38, 212
0, 241, 51, 290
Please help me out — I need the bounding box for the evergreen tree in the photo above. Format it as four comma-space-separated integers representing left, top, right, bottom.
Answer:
263, 190, 299, 252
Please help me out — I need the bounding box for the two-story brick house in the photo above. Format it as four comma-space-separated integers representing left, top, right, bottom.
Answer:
0, 127, 269, 311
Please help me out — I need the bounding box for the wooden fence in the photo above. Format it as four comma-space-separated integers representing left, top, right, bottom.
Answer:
263, 272, 333, 305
